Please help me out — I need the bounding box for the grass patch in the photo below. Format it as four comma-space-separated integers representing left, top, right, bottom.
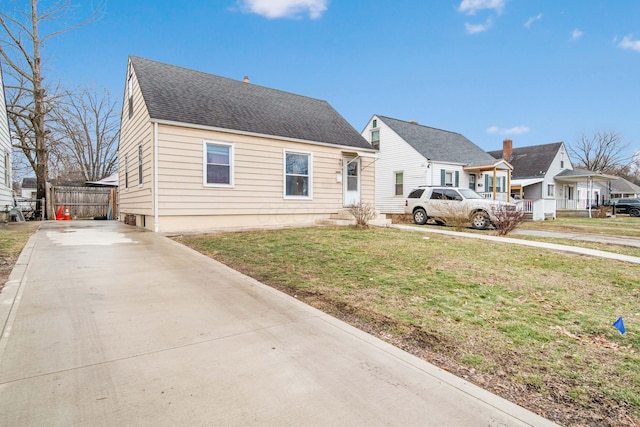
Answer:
175, 226, 640, 425
512, 235, 640, 258
519, 216, 640, 238
0, 222, 40, 292
0, 223, 39, 258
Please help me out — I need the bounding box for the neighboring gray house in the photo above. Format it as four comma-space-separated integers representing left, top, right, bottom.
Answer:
489, 140, 614, 219
361, 115, 512, 214
0, 66, 12, 219
609, 177, 640, 199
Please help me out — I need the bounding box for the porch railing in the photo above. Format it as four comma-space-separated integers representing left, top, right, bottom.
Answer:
514, 199, 556, 221
478, 192, 509, 202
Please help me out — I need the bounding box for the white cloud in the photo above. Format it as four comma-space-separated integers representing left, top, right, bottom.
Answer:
465, 19, 492, 34
238, 0, 328, 19
570, 28, 583, 41
458, 0, 505, 15
619, 34, 640, 51
524, 13, 542, 28
486, 126, 530, 135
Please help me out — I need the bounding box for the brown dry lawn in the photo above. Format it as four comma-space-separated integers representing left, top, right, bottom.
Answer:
0, 222, 40, 291
175, 224, 640, 427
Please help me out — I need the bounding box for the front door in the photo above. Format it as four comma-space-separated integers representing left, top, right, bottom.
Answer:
343, 157, 360, 206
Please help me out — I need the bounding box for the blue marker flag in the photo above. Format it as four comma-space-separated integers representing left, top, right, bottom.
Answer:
613, 317, 626, 335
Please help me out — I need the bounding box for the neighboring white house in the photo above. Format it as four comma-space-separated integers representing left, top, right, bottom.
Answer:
20, 177, 37, 199
0, 65, 13, 219
118, 56, 378, 232
361, 115, 512, 214
489, 140, 614, 219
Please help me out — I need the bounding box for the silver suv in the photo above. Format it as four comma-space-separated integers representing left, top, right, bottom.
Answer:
404, 186, 516, 229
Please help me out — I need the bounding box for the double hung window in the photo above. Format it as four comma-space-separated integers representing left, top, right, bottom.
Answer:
204, 141, 233, 186
285, 151, 311, 198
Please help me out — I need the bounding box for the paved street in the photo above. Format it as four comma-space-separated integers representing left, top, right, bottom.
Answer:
0, 221, 556, 426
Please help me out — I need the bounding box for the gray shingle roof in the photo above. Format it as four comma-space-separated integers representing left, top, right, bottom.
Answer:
610, 177, 640, 193
488, 142, 563, 179
130, 56, 372, 150
377, 116, 498, 167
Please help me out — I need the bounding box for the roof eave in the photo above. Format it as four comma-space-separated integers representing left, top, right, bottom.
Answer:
150, 118, 376, 153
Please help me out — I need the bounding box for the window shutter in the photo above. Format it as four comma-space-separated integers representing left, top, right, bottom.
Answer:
440, 169, 446, 186
454, 171, 459, 187
484, 174, 488, 190
502, 177, 506, 192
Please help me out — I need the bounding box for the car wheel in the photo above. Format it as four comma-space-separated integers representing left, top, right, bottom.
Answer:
471, 211, 490, 230
629, 208, 640, 217
413, 208, 428, 225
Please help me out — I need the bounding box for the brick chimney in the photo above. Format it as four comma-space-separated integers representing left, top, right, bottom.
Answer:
502, 138, 513, 160
243, 76, 250, 83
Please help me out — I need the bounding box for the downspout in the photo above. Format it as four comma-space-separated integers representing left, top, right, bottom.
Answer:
154, 122, 159, 232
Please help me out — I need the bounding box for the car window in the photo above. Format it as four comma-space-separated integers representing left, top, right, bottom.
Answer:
407, 188, 425, 199
430, 189, 447, 200
443, 189, 462, 201
458, 189, 483, 199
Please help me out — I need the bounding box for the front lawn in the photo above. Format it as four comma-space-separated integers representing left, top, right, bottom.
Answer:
175, 226, 640, 426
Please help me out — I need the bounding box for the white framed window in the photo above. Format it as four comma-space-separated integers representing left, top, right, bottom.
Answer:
394, 172, 403, 196
138, 144, 143, 186
371, 129, 380, 150
203, 141, 234, 186
445, 171, 453, 186
468, 174, 476, 190
547, 184, 555, 197
284, 150, 312, 198
486, 175, 506, 192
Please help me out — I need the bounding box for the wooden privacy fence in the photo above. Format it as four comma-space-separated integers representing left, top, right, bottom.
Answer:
52, 186, 117, 220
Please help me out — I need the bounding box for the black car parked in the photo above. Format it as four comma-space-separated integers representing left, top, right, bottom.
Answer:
611, 198, 640, 217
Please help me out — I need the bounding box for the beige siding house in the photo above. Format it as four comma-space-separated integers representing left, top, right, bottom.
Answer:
119, 57, 377, 232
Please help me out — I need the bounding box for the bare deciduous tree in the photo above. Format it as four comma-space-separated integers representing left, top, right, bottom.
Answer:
569, 130, 632, 174
50, 86, 118, 181
0, 0, 101, 217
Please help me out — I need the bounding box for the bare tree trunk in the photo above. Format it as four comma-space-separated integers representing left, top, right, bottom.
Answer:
0, 0, 101, 219
31, 0, 47, 216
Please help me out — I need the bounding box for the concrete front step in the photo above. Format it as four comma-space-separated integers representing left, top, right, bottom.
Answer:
317, 209, 392, 227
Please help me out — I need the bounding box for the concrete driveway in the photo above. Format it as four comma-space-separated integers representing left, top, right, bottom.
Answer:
0, 221, 556, 426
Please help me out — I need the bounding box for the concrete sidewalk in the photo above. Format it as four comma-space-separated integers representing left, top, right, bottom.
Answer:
392, 224, 640, 264
0, 221, 556, 426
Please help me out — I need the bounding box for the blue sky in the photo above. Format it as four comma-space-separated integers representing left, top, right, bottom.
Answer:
43, 0, 639, 159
